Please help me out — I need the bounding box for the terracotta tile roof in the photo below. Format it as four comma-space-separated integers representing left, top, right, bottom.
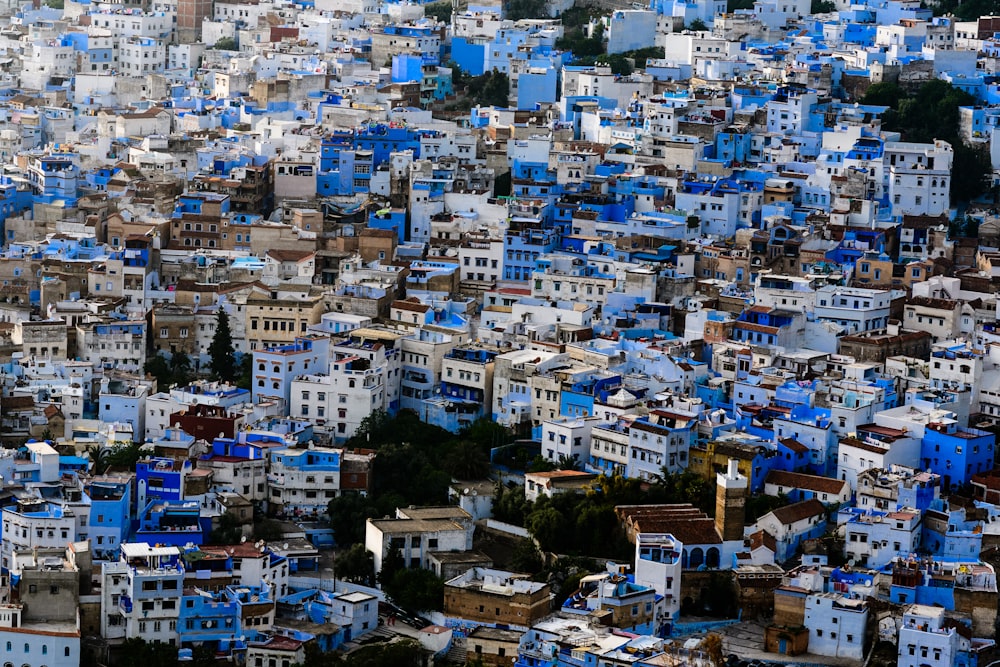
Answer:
764, 470, 848, 495
906, 296, 958, 310
748, 528, 777, 553
618, 504, 722, 545
392, 298, 430, 312
768, 499, 826, 526
779, 437, 809, 453
267, 248, 315, 262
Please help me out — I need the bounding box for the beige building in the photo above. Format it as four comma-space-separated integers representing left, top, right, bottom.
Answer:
245, 286, 324, 351
443, 568, 551, 626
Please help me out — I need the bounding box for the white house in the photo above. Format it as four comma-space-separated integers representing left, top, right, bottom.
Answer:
898, 604, 969, 667
837, 425, 922, 491
365, 506, 474, 574
633, 532, 683, 622
753, 499, 826, 562
803, 593, 868, 660
842, 509, 921, 568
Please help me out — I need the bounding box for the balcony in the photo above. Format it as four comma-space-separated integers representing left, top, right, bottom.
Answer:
119, 596, 133, 613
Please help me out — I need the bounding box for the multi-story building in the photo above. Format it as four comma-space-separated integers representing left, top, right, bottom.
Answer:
135, 457, 191, 511
0, 498, 78, 571
118, 37, 165, 76
365, 506, 474, 574
290, 330, 402, 441
886, 140, 953, 219
633, 533, 683, 628
75, 318, 146, 373
842, 508, 921, 568
86, 476, 132, 562
898, 604, 971, 667
244, 286, 324, 351
1, 544, 83, 667
443, 568, 551, 627
251, 336, 331, 409
803, 593, 868, 660
102, 542, 183, 645
267, 446, 342, 517
813, 286, 895, 334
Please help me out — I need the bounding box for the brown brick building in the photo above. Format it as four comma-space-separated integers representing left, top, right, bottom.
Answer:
443, 568, 551, 626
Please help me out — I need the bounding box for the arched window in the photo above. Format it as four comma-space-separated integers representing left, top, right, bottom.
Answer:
23, 643, 28, 653
41, 647, 46, 656
689, 547, 704, 569
706, 547, 720, 568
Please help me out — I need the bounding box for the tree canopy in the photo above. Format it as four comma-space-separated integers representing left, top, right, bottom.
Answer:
505, 0, 547, 21
424, 1, 452, 23
860, 79, 990, 204
208, 309, 237, 382
212, 37, 238, 51
329, 412, 512, 546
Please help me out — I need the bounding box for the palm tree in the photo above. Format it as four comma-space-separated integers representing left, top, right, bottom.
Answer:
86, 444, 109, 475
445, 439, 490, 480
557, 454, 582, 471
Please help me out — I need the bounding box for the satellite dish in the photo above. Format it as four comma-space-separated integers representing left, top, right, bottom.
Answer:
463, 488, 470, 495
240, 536, 247, 543
283, 543, 289, 550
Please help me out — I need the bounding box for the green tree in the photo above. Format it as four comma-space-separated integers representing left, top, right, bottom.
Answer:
460, 418, 511, 450
169, 351, 193, 386
213, 37, 238, 51
117, 638, 179, 667
253, 518, 285, 542
335, 543, 376, 586
951, 142, 991, 205
236, 353, 253, 390
860, 81, 905, 108
509, 538, 544, 573
688, 18, 708, 30
207, 513, 245, 545
745, 492, 789, 522
190, 645, 218, 667
424, 0, 452, 23
527, 455, 557, 473
810, 0, 836, 11
144, 351, 172, 391
328, 492, 380, 546
527, 505, 567, 551
443, 439, 490, 479
492, 483, 531, 525
86, 444, 110, 475
506, 0, 546, 20
383, 567, 445, 611
378, 547, 406, 588
475, 70, 510, 107
208, 309, 236, 382
105, 442, 143, 472
293, 642, 343, 667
